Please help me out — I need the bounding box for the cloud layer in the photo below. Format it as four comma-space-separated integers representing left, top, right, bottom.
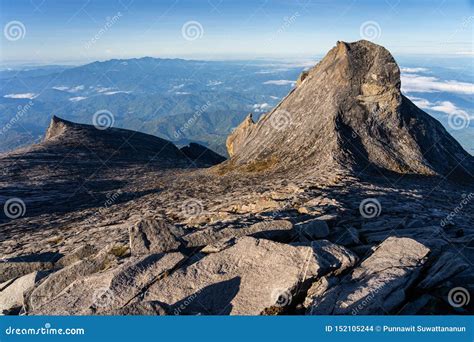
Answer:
401, 74, 474, 95
408, 96, 472, 118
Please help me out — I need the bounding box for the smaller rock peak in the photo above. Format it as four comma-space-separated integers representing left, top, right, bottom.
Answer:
44, 115, 73, 141
226, 113, 255, 157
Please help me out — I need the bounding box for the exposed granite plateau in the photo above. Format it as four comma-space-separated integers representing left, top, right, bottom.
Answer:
0, 41, 472, 316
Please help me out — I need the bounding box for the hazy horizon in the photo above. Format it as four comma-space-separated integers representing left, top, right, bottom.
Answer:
1, 0, 473, 65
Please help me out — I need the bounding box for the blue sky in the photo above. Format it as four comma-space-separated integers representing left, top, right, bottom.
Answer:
0, 0, 473, 64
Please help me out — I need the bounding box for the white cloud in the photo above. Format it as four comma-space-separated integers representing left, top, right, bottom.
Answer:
103, 91, 131, 95
52, 86, 69, 91
269, 96, 280, 100
69, 96, 87, 102
96, 87, 115, 93
171, 84, 185, 91
69, 85, 85, 92
431, 101, 470, 117
455, 51, 474, 56
175, 92, 190, 95
400, 67, 429, 73
401, 74, 474, 95
408, 96, 473, 118
207, 80, 223, 86
252, 103, 271, 112
4, 93, 37, 99
263, 80, 296, 86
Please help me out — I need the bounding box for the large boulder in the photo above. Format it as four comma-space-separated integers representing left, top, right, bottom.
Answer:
0, 260, 54, 283
28, 247, 120, 310
0, 271, 49, 314
29, 252, 183, 315
129, 218, 181, 255
55, 244, 98, 268
144, 237, 356, 315
306, 237, 430, 315
417, 252, 469, 289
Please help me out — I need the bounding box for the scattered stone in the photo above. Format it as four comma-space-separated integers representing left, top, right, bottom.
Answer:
303, 277, 338, 309
55, 244, 98, 268
239, 198, 283, 213
102, 301, 168, 316
28, 247, 120, 310
362, 226, 443, 245
306, 237, 430, 315
0, 261, 54, 283
129, 218, 181, 255
30, 252, 184, 315
309, 240, 358, 276
0, 271, 49, 314
417, 252, 469, 289
184, 220, 293, 248
144, 237, 356, 315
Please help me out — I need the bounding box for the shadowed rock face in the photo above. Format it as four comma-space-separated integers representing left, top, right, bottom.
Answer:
44, 115, 185, 162
222, 40, 473, 181
180, 143, 226, 166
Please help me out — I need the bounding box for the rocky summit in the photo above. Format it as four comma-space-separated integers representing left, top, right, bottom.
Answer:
0, 41, 472, 316
221, 40, 474, 182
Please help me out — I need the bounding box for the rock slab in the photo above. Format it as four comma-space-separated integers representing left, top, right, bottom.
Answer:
306, 237, 430, 315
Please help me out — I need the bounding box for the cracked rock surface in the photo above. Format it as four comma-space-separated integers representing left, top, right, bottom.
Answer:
0, 40, 472, 316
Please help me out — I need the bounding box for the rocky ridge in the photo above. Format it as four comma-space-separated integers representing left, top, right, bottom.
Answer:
0, 41, 472, 316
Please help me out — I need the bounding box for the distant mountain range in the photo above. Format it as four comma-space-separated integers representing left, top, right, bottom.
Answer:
0, 58, 314, 155
0, 55, 472, 156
